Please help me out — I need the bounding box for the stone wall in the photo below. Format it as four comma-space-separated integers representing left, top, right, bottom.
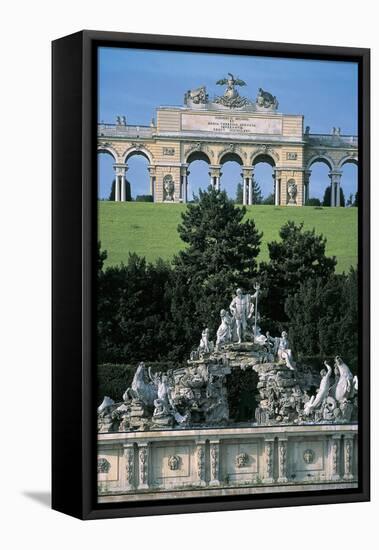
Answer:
98, 424, 357, 502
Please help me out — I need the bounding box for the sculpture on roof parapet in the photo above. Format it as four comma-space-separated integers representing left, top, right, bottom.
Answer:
183, 74, 279, 111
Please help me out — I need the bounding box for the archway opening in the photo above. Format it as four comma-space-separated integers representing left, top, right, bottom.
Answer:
308, 160, 332, 205
252, 154, 276, 204
220, 152, 243, 201
98, 151, 115, 200
125, 152, 151, 201
187, 151, 211, 201
341, 160, 358, 207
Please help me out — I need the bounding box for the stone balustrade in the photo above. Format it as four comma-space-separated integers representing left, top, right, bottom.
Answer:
97, 424, 358, 502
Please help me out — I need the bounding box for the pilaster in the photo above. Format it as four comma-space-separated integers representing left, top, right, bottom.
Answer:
209, 440, 220, 486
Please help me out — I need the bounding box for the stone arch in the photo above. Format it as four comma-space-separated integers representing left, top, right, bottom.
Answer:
306, 153, 336, 171
97, 144, 119, 162
337, 154, 358, 169
184, 143, 214, 164
250, 146, 279, 166
250, 148, 278, 203
219, 151, 244, 166
217, 145, 246, 165
186, 150, 211, 164
122, 144, 154, 165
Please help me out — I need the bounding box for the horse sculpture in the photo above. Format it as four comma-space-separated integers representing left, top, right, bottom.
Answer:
123, 362, 158, 407
334, 356, 357, 402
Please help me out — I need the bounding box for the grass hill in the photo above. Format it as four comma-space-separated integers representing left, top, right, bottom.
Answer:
98, 202, 357, 274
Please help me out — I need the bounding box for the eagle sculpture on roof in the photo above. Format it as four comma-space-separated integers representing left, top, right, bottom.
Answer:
216, 73, 247, 87
214, 73, 251, 108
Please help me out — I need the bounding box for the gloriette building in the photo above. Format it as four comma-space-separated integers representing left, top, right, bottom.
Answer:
98, 74, 358, 206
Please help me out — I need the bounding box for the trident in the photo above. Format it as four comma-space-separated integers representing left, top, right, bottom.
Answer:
254, 282, 260, 337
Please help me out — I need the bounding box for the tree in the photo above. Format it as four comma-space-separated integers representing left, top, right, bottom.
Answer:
97, 241, 107, 274
97, 252, 174, 364
235, 182, 243, 204
235, 179, 263, 205
109, 179, 132, 201
251, 178, 263, 204
168, 186, 262, 359
285, 268, 358, 371
262, 193, 275, 205
305, 197, 321, 207
135, 195, 153, 202
323, 185, 345, 207
259, 221, 337, 331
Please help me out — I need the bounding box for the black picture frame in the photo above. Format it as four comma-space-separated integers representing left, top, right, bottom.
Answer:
52, 30, 370, 520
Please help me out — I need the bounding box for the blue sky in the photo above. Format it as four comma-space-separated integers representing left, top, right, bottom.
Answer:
98, 47, 358, 202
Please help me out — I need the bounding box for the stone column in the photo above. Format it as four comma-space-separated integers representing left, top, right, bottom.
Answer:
209, 440, 220, 486
242, 179, 247, 205
343, 435, 354, 480
115, 175, 120, 202
242, 167, 253, 205
120, 165, 129, 202
113, 163, 127, 202
247, 178, 252, 205
148, 166, 156, 202
137, 443, 149, 489
335, 172, 342, 207
329, 171, 342, 207
123, 443, 135, 491
304, 170, 311, 205
330, 435, 341, 481
196, 442, 206, 487
277, 438, 288, 483
274, 172, 281, 206
180, 165, 189, 203
209, 165, 222, 191
263, 438, 275, 483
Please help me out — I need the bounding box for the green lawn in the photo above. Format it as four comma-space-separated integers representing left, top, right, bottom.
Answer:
98, 202, 358, 274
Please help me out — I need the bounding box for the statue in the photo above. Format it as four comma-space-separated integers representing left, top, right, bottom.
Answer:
304, 361, 332, 416
163, 175, 175, 201
184, 85, 208, 105
256, 88, 279, 110
199, 328, 211, 354
277, 331, 296, 370
333, 356, 357, 402
229, 288, 255, 343
205, 375, 229, 423
265, 331, 279, 354
287, 181, 297, 204
216, 309, 233, 350
214, 73, 252, 108
122, 362, 157, 407
97, 395, 115, 414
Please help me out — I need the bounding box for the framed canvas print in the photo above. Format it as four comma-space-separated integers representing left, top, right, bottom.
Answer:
52, 30, 370, 520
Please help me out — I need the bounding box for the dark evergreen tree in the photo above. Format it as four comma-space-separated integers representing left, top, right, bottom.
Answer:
285, 268, 358, 371
109, 179, 132, 201
235, 182, 243, 204
97, 241, 107, 274
262, 193, 275, 205
251, 177, 263, 204
97, 252, 173, 364
305, 197, 321, 206
259, 221, 337, 331
135, 195, 153, 202
323, 185, 345, 207
168, 186, 262, 359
